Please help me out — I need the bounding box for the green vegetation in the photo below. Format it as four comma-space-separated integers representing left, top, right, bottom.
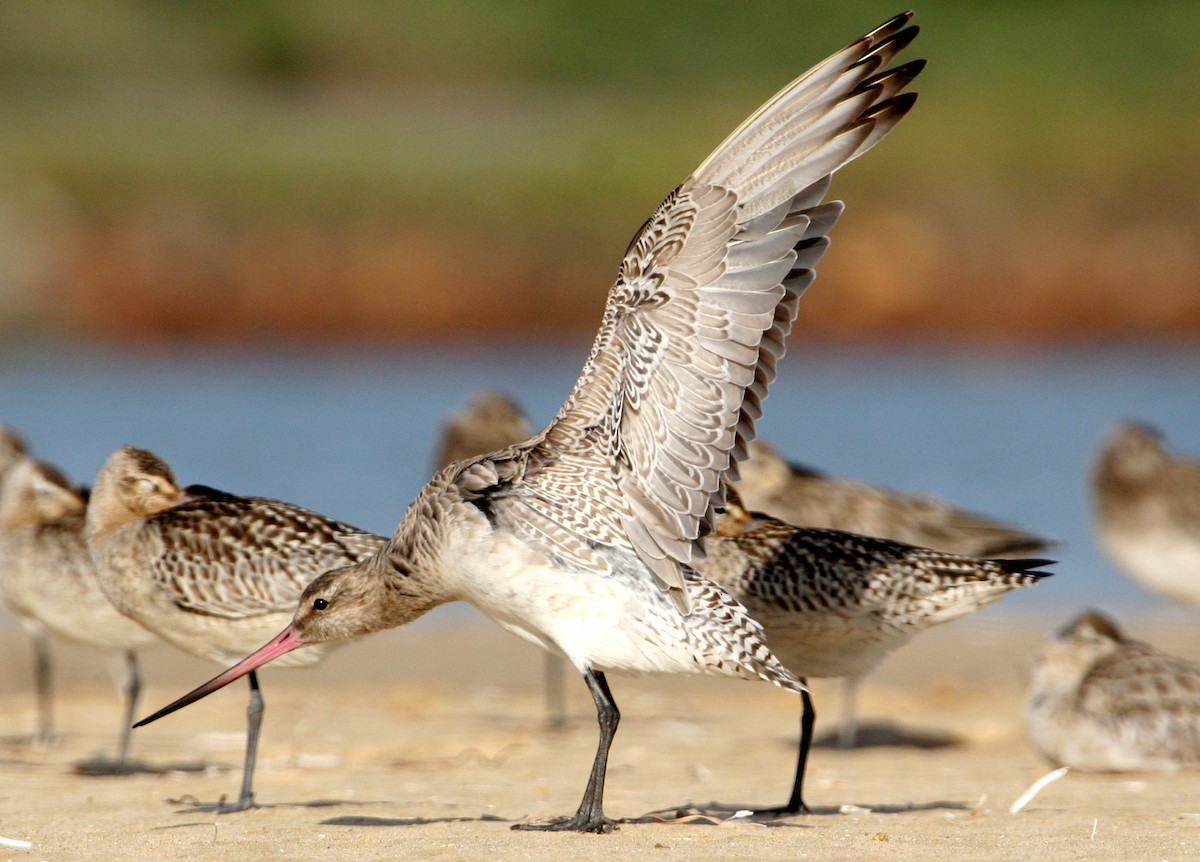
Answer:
1, 1, 1197, 340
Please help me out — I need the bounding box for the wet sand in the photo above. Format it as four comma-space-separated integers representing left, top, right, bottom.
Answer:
2, 611, 1198, 861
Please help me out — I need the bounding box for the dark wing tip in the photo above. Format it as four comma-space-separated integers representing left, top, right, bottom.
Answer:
996, 558, 1057, 577
865, 11, 915, 42
862, 90, 920, 121
864, 57, 927, 90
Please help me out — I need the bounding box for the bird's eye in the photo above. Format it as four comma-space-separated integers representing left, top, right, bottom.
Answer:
312, 598, 329, 611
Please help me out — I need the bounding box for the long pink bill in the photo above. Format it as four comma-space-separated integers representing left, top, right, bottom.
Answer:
133, 625, 305, 728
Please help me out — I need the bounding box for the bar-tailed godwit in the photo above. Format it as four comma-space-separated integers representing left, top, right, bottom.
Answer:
1027, 609, 1200, 771
137, 13, 925, 832
85, 446, 386, 810
738, 439, 1052, 746
1093, 421, 1200, 608
435, 390, 535, 473
0, 458, 158, 764
436, 393, 1054, 746
703, 490, 1051, 812
739, 439, 1050, 557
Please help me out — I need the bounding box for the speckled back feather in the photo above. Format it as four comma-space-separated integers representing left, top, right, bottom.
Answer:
703, 492, 1052, 677
148, 488, 386, 620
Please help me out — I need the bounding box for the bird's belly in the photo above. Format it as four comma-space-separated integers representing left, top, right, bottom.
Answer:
747, 604, 895, 679
451, 540, 721, 678
1104, 525, 1200, 607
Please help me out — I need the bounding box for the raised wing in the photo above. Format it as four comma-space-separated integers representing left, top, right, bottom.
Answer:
518, 14, 923, 612
148, 491, 387, 620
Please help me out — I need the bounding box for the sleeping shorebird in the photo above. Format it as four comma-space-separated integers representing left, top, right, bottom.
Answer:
738, 439, 1050, 557
1093, 421, 1200, 608
435, 390, 535, 475
0, 459, 158, 767
85, 446, 386, 811
1027, 609, 1200, 771
435, 393, 1054, 809
136, 14, 924, 832
700, 490, 1051, 813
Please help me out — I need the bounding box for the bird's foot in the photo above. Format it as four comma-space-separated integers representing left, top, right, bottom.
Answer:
174, 793, 259, 814
744, 801, 811, 818
512, 812, 616, 834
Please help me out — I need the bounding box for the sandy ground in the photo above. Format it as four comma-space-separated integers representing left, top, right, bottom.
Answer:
2, 611, 1199, 862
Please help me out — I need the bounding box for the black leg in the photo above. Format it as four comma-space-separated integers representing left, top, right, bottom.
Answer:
746, 684, 813, 817
115, 650, 141, 769
31, 627, 54, 748
543, 653, 568, 730
513, 668, 619, 833
782, 688, 815, 815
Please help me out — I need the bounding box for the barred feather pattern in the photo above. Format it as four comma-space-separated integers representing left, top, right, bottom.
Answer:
1027, 610, 1200, 771
86, 447, 386, 666
705, 494, 1053, 679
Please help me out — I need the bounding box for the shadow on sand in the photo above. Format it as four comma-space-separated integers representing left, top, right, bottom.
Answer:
320, 813, 514, 827
154, 798, 403, 824
628, 799, 971, 826
813, 721, 961, 750
73, 756, 215, 777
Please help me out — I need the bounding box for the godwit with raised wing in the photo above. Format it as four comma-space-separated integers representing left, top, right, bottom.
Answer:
436, 394, 1054, 743
1027, 609, 1200, 771
0, 459, 158, 765
86, 446, 386, 811
1093, 421, 1200, 608
137, 14, 924, 832
702, 490, 1051, 813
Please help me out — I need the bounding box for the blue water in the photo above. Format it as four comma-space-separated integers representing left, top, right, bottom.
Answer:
3, 341, 1198, 627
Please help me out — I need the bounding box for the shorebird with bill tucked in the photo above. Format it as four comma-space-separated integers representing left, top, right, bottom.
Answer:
435, 392, 1054, 747
85, 446, 386, 811
0, 458, 159, 767
693, 489, 1051, 813
737, 439, 1052, 746
1027, 609, 1200, 771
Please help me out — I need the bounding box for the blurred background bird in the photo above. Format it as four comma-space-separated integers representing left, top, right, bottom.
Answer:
1027, 609, 1200, 772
